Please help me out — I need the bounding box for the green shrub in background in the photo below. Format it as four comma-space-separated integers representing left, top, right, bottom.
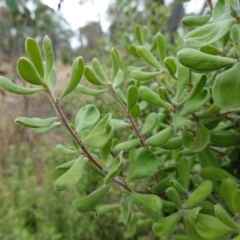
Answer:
1, 0, 240, 239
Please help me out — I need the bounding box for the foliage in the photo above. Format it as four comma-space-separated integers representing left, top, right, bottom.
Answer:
1, 0, 240, 239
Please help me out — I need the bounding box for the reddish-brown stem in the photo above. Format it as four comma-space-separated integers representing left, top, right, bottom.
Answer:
109, 84, 147, 148
45, 88, 133, 192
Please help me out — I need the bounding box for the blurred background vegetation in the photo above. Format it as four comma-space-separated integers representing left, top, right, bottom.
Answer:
0, 0, 211, 239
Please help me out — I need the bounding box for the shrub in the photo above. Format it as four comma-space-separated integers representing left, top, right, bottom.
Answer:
1, 1, 240, 239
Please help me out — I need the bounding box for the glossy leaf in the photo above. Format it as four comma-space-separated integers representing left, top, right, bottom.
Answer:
17, 58, 45, 85
177, 48, 237, 72
146, 127, 173, 147
0, 76, 42, 95
127, 148, 159, 183
131, 192, 162, 220
59, 57, 84, 101
15, 116, 58, 128
43, 35, 54, 79
75, 104, 100, 133
54, 156, 85, 191
213, 61, 240, 111
72, 183, 111, 212
25, 37, 44, 79
184, 19, 236, 48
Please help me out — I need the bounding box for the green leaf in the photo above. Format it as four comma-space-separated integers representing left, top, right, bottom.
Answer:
173, 113, 191, 133
92, 58, 110, 83
176, 64, 189, 101
194, 214, 236, 239
184, 19, 236, 48
233, 190, 240, 216
131, 192, 162, 220
100, 134, 113, 162
59, 57, 84, 101
179, 89, 210, 117
141, 112, 158, 135
221, 178, 238, 214
17, 58, 45, 85
191, 122, 210, 153
113, 139, 140, 152
215, 204, 240, 231
25, 38, 44, 79
177, 48, 237, 72
152, 176, 175, 193
15, 116, 58, 128
43, 35, 54, 79
72, 183, 111, 212
178, 158, 189, 190
185, 181, 213, 208
213, 0, 239, 21
56, 159, 77, 174
120, 196, 133, 225
161, 137, 183, 150
131, 71, 160, 81
166, 187, 182, 209
85, 160, 106, 178
197, 147, 220, 168
210, 130, 239, 147
76, 84, 107, 96
84, 66, 106, 85
75, 104, 100, 133
135, 25, 143, 45
130, 103, 140, 118
46, 66, 57, 92
180, 75, 207, 105
137, 46, 161, 69
184, 218, 204, 240
83, 113, 113, 148
128, 45, 140, 58
181, 129, 194, 149
54, 155, 85, 191
110, 47, 120, 79
124, 214, 137, 238
127, 85, 138, 112
104, 152, 125, 184
182, 13, 211, 27
112, 69, 124, 88
97, 204, 120, 216
146, 127, 173, 147
197, 104, 221, 119
0, 76, 42, 95
201, 167, 238, 182
139, 86, 171, 110
213, 61, 240, 111
164, 57, 177, 77
55, 144, 78, 155
156, 32, 166, 65
200, 45, 223, 55
32, 122, 61, 133
127, 148, 159, 183
111, 119, 130, 129
152, 212, 181, 236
